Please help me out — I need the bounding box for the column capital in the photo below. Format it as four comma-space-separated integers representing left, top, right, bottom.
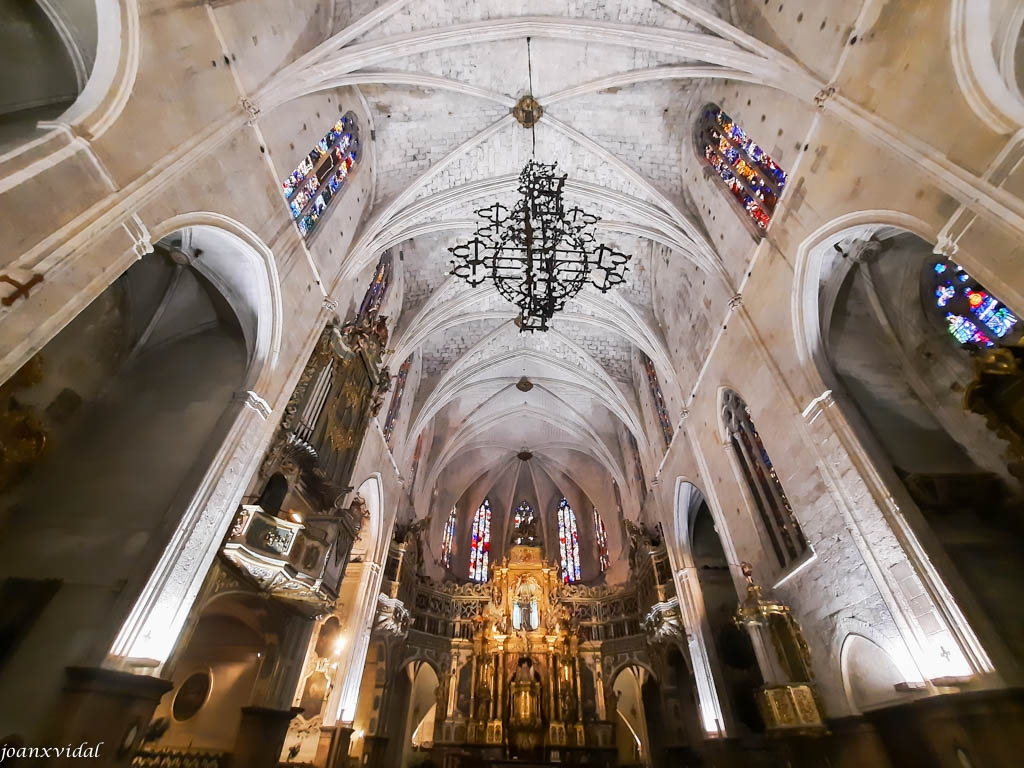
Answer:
933, 235, 959, 259
322, 296, 340, 314
124, 216, 153, 260
800, 389, 835, 422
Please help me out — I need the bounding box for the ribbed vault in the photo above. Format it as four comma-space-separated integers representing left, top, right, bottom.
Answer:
261, 0, 800, 579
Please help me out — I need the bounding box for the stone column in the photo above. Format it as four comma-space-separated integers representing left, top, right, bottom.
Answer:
593, 660, 606, 720
324, 561, 384, 726
316, 724, 356, 768
108, 394, 272, 667
496, 646, 506, 720
672, 566, 727, 736
230, 706, 302, 768
44, 666, 172, 768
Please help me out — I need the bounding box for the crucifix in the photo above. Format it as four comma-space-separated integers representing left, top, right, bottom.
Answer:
1, 273, 43, 306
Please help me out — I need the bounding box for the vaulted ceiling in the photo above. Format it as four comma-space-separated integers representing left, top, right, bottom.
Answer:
259, 0, 827, 550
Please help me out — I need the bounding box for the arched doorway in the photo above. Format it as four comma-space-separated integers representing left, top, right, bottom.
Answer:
688, 494, 764, 734
145, 593, 288, 752
609, 665, 666, 767
0, 229, 258, 736
382, 660, 439, 768
821, 229, 1024, 662
840, 633, 910, 713
0, 0, 94, 149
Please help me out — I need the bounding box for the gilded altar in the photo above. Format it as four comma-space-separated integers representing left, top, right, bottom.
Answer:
434, 543, 586, 757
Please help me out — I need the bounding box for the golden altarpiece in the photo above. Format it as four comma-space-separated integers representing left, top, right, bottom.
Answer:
450, 542, 585, 758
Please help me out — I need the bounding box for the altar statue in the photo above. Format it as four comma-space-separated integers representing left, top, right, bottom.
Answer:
511, 512, 539, 545
508, 657, 544, 757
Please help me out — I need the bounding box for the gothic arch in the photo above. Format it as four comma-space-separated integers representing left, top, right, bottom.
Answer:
149, 214, 284, 394
790, 213, 1002, 679
950, 0, 1024, 134
353, 473, 386, 565
0, 0, 140, 162
839, 632, 912, 714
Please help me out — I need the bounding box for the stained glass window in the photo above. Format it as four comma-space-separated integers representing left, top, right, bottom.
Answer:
383, 358, 412, 447
468, 498, 492, 582
925, 258, 1019, 351
642, 353, 674, 448
722, 390, 808, 569
698, 105, 787, 231
594, 507, 609, 572
514, 500, 535, 529
628, 432, 647, 503
440, 505, 456, 569
408, 433, 423, 492
557, 498, 581, 583
359, 250, 394, 320
282, 114, 360, 238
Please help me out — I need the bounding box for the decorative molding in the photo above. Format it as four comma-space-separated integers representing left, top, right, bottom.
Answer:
932, 235, 959, 259
813, 85, 837, 109
241, 98, 261, 125
233, 390, 272, 420
123, 216, 153, 259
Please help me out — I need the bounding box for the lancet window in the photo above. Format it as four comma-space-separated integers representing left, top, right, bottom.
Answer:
642, 353, 674, 447
440, 505, 457, 569
557, 498, 581, 583
698, 105, 787, 231
408, 434, 423, 492
628, 432, 647, 503
514, 500, 535, 529
383, 358, 411, 447
722, 390, 807, 569
359, 250, 394, 320
926, 258, 1020, 350
469, 498, 492, 582
594, 507, 610, 572
281, 114, 359, 238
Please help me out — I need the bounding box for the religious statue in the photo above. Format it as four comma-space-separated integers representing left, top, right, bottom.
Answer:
476, 679, 492, 720
511, 512, 539, 545
369, 365, 391, 417
605, 687, 618, 722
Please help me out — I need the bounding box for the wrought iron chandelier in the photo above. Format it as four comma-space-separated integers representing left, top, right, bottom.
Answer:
448, 40, 631, 332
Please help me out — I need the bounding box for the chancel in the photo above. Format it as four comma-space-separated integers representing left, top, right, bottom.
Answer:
3, 1, 1024, 768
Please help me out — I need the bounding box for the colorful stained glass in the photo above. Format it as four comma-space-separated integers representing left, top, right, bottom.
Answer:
946, 313, 994, 347
722, 390, 808, 569
282, 115, 360, 238
514, 500, 534, 529
700, 105, 787, 230
642, 353, 674, 448
359, 251, 394, 320
927, 259, 1018, 350
557, 498, 581, 583
440, 505, 456, 569
935, 282, 956, 308
628, 431, 647, 503
408, 434, 423, 491
594, 507, 609, 572
383, 358, 412, 447
469, 498, 492, 582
